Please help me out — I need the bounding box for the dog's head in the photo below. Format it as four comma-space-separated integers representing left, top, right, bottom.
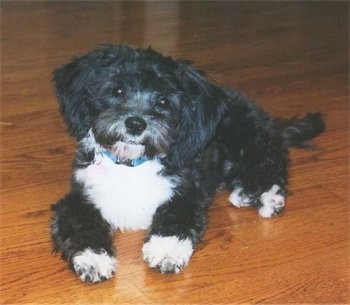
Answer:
54, 44, 228, 167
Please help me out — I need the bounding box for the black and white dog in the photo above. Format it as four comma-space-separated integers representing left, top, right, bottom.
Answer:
51, 44, 324, 283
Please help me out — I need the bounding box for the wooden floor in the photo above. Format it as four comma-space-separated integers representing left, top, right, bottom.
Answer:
1, 2, 349, 304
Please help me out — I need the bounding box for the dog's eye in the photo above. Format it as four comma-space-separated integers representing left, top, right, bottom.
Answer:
112, 88, 124, 97
156, 98, 170, 108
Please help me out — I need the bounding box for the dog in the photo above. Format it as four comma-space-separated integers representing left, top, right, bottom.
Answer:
51, 44, 325, 283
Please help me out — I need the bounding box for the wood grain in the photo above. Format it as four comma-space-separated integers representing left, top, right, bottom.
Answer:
1, 2, 348, 304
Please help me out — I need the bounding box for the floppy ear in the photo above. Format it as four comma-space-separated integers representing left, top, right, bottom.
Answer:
168, 62, 228, 167
54, 57, 94, 140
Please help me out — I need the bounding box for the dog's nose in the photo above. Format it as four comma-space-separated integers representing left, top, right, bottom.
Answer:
125, 116, 147, 135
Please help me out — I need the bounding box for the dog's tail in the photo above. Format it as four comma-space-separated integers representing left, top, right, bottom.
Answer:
276, 112, 325, 148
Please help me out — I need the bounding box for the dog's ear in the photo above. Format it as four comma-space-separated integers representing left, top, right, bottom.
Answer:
53, 53, 95, 140
168, 62, 228, 167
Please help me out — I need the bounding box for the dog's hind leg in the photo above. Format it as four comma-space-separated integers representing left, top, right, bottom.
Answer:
51, 191, 116, 283
227, 134, 289, 218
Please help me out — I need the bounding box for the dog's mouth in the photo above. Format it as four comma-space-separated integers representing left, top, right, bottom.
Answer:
105, 140, 146, 161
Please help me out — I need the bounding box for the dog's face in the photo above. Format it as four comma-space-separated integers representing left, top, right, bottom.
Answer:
89, 63, 183, 161
54, 45, 227, 166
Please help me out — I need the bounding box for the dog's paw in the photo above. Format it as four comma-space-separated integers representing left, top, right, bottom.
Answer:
228, 187, 254, 208
142, 235, 193, 274
258, 184, 285, 218
72, 248, 116, 283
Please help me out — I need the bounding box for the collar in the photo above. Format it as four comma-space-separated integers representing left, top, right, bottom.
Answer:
102, 150, 150, 167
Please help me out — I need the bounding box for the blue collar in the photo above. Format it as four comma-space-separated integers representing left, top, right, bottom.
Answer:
103, 150, 150, 167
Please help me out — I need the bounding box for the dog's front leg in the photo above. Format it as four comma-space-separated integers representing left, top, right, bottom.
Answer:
142, 191, 208, 274
51, 191, 116, 283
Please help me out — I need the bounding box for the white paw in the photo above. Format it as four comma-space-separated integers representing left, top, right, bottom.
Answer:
229, 187, 252, 208
72, 248, 117, 283
258, 185, 285, 218
142, 235, 193, 274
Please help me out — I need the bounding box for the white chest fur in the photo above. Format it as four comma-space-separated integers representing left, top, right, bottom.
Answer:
74, 156, 175, 231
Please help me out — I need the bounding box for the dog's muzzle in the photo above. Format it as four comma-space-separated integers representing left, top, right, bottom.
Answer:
92, 111, 170, 161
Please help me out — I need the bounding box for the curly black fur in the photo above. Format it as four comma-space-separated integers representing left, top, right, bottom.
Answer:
51, 44, 324, 282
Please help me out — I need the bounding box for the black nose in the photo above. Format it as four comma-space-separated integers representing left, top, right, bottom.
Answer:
125, 116, 147, 135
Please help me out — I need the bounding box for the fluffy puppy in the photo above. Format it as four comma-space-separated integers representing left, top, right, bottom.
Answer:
51, 44, 324, 283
